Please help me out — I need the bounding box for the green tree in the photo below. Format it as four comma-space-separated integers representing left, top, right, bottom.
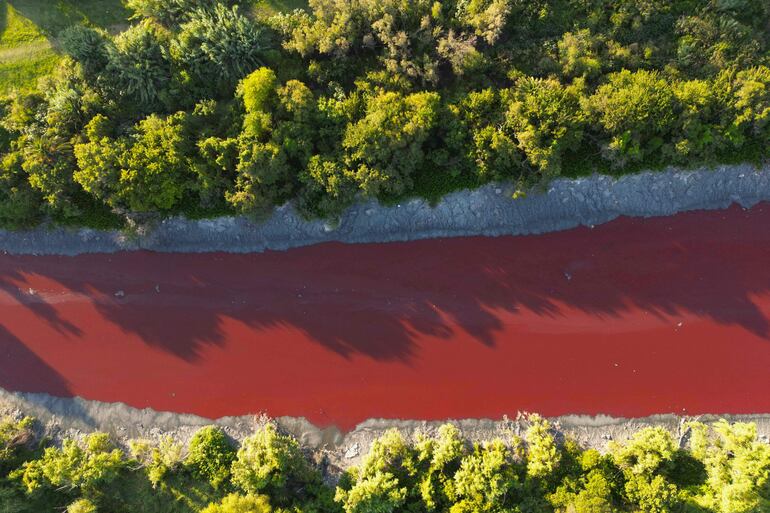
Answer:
451, 439, 518, 512
59, 26, 111, 80
688, 420, 770, 513
66, 498, 97, 513
588, 69, 676, 167
129, 436, 183, 488
610, 427, 682, 513
525, 414, 561, 480
201, 493, 272, 513
0, 152, 42, 229
14, 433, 124, 498
507, 78, 585, 176
170, 4, 266, 99
104, 21, 171, 112
343, 91, 440, 197
231, 423, 317, 507
185, 426, 236, 490
126, 0, 224, 26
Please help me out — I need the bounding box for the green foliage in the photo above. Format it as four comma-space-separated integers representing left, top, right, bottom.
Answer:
170, 4, 266, 99
231, 423, 317, 506
0, 0, 769, 228
186, 426, 237, 490
0, 416, 35, 474
14, 433, 125, 497
688, 420, 770, 513
129, 436, 184, 487
104, 21, 171, 111
507, 78, 586, 176
58, 26, 111, 80
588, 70, 676, 167
610, 427, 682, 513
66, 498, 97, 513
2, 416, 770, 513
126, 0, 224, 26
0, 151, 42, 228
239, 67, 278, 114
343, 91, 440, 197
451, 439, 517, 512
201, 493, 272, 513
525, 414, 561, 480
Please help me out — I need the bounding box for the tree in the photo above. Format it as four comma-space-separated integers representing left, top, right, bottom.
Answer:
588, 69, 676, 167
0, 416, 35, 475
335, 471, 407, 513
557, 30, 602, 81
688, 420, 770, 513
507, 77, 586, 176
201, 493, 272, 513
525, 414, 561, 480
117, 113, 193, 211
610, 427, 682, 513
343, 91, 440, 197
14, 433, 124, 497
126, 0, 225, 26
75, 113, 192, 212
170, 4, 266, 99
451, 439, 518, 512
725, 66, 770, 147
73, 114, 124, 205
0, 152, 42, 229
66, 498, 97, 513
59, 26, 111, 80
231, 423, 317, 506
415, 424, 467, 511
104, 21, 171, 112
185, 426, 236, 490
129, 436, 183, 487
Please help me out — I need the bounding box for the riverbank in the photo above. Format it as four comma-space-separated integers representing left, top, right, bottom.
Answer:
3, 388, 769, 473
1, 163, 767, 255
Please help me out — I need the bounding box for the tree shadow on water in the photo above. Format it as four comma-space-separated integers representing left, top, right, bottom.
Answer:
1, 204, 770, 363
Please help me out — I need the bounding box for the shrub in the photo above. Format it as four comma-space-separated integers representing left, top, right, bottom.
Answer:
186, 426, 237, 489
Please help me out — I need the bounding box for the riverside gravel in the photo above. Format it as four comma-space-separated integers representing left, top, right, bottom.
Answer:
0, 163, 767, 254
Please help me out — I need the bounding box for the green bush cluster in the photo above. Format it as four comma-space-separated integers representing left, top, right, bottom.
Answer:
1, 414, 770, 512
0, 0, 769, 228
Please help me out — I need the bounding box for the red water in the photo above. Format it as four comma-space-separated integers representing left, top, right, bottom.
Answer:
2, 204, 770, 430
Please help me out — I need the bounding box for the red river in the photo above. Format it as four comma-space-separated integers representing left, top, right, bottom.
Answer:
2, 204, 770, 430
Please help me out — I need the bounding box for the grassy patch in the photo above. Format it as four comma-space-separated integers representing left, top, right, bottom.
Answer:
249, 0, 309, 17
0, 0, 130, 95
5, 0, 129, 36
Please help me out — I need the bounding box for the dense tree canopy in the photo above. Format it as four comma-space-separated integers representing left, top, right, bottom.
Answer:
1, 415, 770, 512
0, 0, 768, 227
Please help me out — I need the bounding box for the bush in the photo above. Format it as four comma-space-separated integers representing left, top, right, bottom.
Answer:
201, 493, 272, 513
185, 426, 237, 490
1, 0, 770, 228
231, 423, 317, 506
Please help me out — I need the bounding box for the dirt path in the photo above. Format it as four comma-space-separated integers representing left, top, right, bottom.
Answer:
2, 203, 770, 430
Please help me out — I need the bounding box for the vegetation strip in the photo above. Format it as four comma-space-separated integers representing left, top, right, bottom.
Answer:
0, 0, 769, 230
2, 401, 770, 512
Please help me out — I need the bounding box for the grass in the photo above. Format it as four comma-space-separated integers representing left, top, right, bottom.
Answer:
249, 0, 309, 17
0, 0, 130, 95
0, 0, 305, 95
